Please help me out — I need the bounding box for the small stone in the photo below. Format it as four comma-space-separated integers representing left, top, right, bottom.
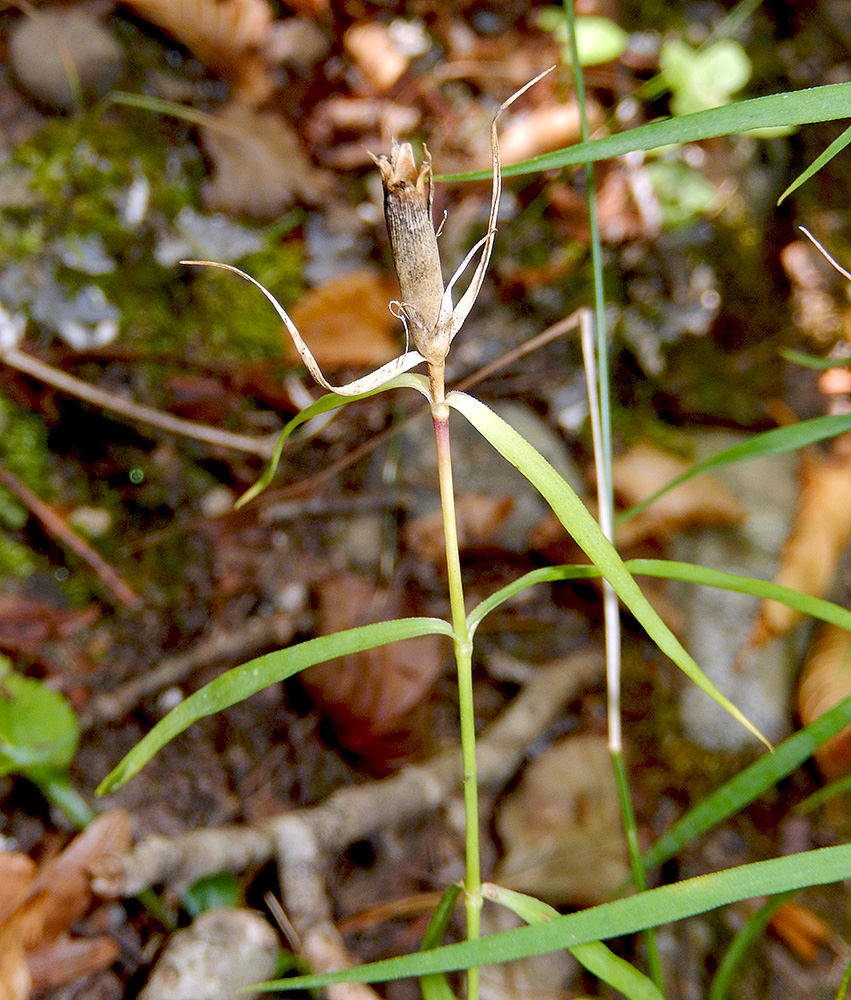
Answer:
10, 11, 125, 112
69, 506, 112, 539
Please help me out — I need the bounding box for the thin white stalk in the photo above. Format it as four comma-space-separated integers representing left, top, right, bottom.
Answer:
580, 311, 622, 754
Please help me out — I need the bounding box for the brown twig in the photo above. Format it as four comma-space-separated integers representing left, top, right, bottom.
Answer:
1, 347, 281, 458
0, 462, 141, 609
92, 650, 601, 992
91, 648, 603, 897
79, 613, 296, 731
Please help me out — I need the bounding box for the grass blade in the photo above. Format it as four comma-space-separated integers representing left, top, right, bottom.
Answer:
448, 391, 767, 747
440, 82, 851, 181
96, 617, 454, 794
617, 413, 851, 525
254, 844, 851, 990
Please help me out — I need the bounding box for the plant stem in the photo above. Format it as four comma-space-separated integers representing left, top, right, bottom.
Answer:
432, 394, 481, 1000
567, 1, 664, 989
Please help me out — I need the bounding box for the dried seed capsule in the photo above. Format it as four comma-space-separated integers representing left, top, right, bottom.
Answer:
374, 140, 448, 364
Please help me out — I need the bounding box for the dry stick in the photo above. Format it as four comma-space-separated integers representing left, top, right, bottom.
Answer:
78, 613, 296, 731
91, 648, 603, 898
0, 461, 141, 609
0, 347, 280, 458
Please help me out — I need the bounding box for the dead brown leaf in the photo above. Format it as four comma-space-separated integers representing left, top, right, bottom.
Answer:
753, 451, 851, 645
404, 493, 515, 563
494, 734, 630, 907
499, 101, 589, 165
287, 271, 401, 367
797, 624, 851, 780
344, 22, 410, 93
201, 102, 330, 218
0, 810, 131, 1000
122, 0, 275, 103
302, 574, 445, 773
610, 442, 746, 547
769, 901, 833, 963
0, 596, 98, 659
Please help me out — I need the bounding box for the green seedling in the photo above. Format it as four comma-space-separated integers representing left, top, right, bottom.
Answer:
660, 38, 752, 116
0, 655, 91, 827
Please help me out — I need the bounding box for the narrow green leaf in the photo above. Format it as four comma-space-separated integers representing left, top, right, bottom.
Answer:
255, 845, 851, 990
237, 374, 431, 507
643, 689, 851, 870
779, 348, 850, 370
420, 884, 463, 1000
778, 122, 851, 204
617, 413, 851, 525
96, 617, 454, 794
447, 392, 767, 747
708, 892, 794, 1000
486, 885, 663, 1000
438, 82, 851, 181
468, 559, 851, 637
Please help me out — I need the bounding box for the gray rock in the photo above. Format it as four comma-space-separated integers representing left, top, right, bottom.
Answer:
673, 432, 802, 750
10, 11, 125, 111
138, 908, 279, 1000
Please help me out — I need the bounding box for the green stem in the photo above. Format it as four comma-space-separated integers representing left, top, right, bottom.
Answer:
432, 398, 481, 1000
612, 751, 664, 989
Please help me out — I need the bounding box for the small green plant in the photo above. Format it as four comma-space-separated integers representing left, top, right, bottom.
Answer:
0, 654, 92, 827
659, 38, 752, 116
98, 7, 851, 998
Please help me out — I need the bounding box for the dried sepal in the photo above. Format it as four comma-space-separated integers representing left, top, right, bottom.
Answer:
181, 260, 427, 396
374, 67, 555, 373
373, 141, 446, 363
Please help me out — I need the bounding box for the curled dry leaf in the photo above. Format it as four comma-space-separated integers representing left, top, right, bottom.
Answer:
0, 809, 131, 1000
753, 451, 851, 645
404, 493, 515, 563
201, 102, 330, 218
769, 901, 833, 964
287, 271, 401, 368
302, 573, 445, 773
610, 442, 746, 547
797, 623, 851, 780
121, 0, 275, 103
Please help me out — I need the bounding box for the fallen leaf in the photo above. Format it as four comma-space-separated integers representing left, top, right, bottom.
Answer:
344, 22, 410, 93
769, 901, 832, 963
495, 734, 630, 907
499, 101, 587, 165
302, 574, 445, 773
610, 442, 746, 547
122, 0, 275, 103
782, 239, 845, 346
797, 624, 851, 780
0, 809, 131, 1000
201, 102, 330, 218
28, 934, 121, 991
753, 451, 851, 645
404, 493, 515, 563
287, 271, 401, 367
